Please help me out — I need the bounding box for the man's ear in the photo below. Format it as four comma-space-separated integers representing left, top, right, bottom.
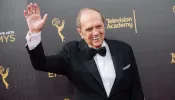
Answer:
77, 28, 83, 39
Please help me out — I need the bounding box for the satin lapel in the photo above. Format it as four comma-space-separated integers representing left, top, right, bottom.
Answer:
83, 59, 105, 90
105, 39, 123, 97
78, 39, 107, 97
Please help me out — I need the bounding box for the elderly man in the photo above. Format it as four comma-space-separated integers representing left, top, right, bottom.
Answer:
24, 3, 144, 100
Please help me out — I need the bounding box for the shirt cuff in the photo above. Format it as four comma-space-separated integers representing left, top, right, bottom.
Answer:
25, 31, 41, 50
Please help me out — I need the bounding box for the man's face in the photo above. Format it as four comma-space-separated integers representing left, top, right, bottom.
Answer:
77, 10, 105, 49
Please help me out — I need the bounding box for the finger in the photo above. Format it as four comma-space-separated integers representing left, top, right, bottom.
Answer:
34, 3, 40, 15
24, 10, 28, 19
42, 14, 48, 24
27, 5, 32, 16
30, 3, 35, 14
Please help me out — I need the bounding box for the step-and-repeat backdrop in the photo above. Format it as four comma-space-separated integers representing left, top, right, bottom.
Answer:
0, 0, 175, 100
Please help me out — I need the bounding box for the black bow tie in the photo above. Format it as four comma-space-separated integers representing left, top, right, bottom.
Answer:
88, 46, 106, 59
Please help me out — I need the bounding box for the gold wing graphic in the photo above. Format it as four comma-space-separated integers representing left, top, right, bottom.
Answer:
3, 68, 9, 78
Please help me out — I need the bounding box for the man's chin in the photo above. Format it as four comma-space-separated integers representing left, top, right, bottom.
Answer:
93, 43, 103, 48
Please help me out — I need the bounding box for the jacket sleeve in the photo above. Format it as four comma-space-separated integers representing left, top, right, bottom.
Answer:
26, 42, 70, 76
129, 46, 144, 100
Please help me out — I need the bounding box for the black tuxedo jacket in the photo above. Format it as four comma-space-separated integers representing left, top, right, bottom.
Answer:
26, 38, 144, 100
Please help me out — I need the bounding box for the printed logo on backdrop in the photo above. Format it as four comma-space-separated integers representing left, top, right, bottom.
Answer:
0, 31, 16, 43
48, 72, 57, 78
48, 72, 62, 78
52, 18, 65, 42
64, 98, 70, 100
171, 53, 175, 63
48, 18, 65, 78
106, 10, 138, 33
0, 65, 9, 89
173, 6, 175, 13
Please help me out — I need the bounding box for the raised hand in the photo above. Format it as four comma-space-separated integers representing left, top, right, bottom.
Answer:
24, 3, 48, 33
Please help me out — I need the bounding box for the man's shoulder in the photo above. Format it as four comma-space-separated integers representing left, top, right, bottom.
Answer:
106, 39, 134, 54
65, 40, 79, 45
106, 38, 132, 49
62, 40, 81, 50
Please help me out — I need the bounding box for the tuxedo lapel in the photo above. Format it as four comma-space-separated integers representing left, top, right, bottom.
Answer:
78, 39, 107, 97
77, 39, 125, 97
83, 59, 105, 90
105, 39, 124, 97
83, 59, 108, 98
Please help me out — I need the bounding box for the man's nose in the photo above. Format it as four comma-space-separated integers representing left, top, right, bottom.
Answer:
92, 29, 99, 35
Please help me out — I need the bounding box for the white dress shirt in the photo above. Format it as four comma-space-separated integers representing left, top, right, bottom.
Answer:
26, 31, 41, 50
26, 32, 116, 97
93, 41, 116, 96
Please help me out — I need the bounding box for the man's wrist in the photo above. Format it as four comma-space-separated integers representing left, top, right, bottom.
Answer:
29, 31, 41, 35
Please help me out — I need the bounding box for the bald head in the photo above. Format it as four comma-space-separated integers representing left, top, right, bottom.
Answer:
76, 8, 105, 28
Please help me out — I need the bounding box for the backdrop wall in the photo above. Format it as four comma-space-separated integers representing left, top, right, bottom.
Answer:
0, 0, 175, 100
